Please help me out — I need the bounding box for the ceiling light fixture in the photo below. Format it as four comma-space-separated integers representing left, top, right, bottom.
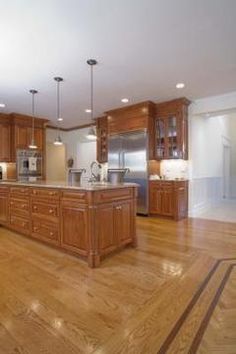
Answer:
86, 59, 97, 140
176, 83, 185, 89
54, 77, 64, 146
121, 98, 129, 103
0, 103, 6, 108
28, 89, 38, 149
85, 109, 92, 113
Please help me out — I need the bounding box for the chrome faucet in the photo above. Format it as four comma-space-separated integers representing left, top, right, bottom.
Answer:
90, 161, 102, 182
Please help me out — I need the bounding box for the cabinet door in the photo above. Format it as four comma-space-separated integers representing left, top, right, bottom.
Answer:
149, 185, 162, 214
34, 128, 44, 150
60, 202, 88, 256
95, 204, 117, 255
115, 201, 133, 246
155, 118, 165, 159
14, 125, 31, 149
162, 185, 174, 216
166, 115, 179, 159
0, 124, 11, 161
0, 194, 8, 225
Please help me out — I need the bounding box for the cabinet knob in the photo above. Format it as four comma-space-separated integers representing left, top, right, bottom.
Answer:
49, 232, 54, 236
22, 222, 26, 227
49, 192, 55, 196
33, 205, 37, 211
49, 209, 54, 214
22, 204, 26, 209
116, 206, 122, 210
34, 226, 38, 231
33, 190, 37, 195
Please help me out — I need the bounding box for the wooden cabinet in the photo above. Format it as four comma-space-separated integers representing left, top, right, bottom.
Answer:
0, 187, 9, 225
96, 116, 108, 163
96, 199, 134, 256
14, 125, 44, 150
154, 98, 190, 160
149, 180, 188, 220
0, 184, 137, 267
0, 114, 12, 162
60, 200, 88, 255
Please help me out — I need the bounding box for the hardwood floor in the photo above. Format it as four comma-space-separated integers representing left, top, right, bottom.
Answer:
0, 216, 236, 353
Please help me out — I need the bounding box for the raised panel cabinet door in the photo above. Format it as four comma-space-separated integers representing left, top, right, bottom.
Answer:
115, 200, 133, 246
95, 204, 116, 255
162, 187, 174, 216
34, 128, 44, 150
0, 194, 8, 224
0, 124, 11, 161
149, 186, 162, 214
60, 204, 88, 256
14, 125, 31, 149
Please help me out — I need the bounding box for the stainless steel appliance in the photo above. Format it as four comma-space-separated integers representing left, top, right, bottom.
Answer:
68, 168, 86, 186
108, 130, 148, 215
16, 150, 43, 181
108, 168, 130, 184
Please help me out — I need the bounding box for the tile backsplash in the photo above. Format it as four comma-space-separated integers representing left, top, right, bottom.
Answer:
160, 160, 189, 179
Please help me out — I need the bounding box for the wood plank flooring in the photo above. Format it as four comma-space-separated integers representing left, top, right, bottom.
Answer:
0, 216, 236, 353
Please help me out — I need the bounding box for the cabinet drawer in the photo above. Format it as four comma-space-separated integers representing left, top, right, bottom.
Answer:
10, 187, 29, 197
9, 198, 29, 210
61, 190, 87, 203
0, 186, 9, 194
32, 220, 59, 245
94, 188, 133, 204
31, 202, 59, 222
30, 188, 60, 200
10, 215, 30, 233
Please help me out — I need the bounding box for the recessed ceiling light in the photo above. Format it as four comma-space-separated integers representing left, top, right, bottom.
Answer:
176, 83, 185, 89
85, 109, 92, 113
0, 103, 6, 108
121, 98, 129, 103
57, 117, 63, 121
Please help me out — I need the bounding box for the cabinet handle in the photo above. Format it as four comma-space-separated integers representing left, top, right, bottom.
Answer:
22, 204, 26, 209
49, 209, 54, 214
178, 187, 184, 191
10, 201, 14, 206
33, 190, 37, 195
49, 232, 54, 236
49, 192, 55, 196
34, 226, 38, 231
116, 206, 122, 210
22, 222, 26, 227
33, 206, 38, 211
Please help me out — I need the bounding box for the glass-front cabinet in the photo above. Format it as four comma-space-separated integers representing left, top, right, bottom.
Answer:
155, 98, 190, 160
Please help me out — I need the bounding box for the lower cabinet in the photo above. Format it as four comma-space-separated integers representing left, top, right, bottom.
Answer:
60, 200, 88, 256
0, 188, 9, 225
149, 181, 188, 220
32, 219, 60, 245
96, 200, 134, 256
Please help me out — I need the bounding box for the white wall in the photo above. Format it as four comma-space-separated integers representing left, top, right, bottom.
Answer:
46, 127, 97, 182
189, 92, 236, 215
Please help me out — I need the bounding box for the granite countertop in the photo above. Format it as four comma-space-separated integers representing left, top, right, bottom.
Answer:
0, 180, 139, 191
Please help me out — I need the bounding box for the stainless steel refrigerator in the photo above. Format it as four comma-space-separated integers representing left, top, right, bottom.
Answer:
108, 130, 148, 215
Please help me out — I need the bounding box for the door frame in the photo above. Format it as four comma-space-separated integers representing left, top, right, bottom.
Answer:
222, 136, 231, 199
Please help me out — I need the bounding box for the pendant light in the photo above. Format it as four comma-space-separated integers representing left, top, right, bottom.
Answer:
86, 59, 97, 140
28, 89, 38, 149
54, 76, 63, 146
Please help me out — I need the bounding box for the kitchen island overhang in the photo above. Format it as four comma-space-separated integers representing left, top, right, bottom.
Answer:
0, 182, 138, 267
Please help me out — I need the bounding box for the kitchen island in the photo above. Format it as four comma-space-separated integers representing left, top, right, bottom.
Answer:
0, 181, 138, 267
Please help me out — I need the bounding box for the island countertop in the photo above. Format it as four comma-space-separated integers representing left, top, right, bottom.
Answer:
0, 180, 139, 191
0, 181, 138, 267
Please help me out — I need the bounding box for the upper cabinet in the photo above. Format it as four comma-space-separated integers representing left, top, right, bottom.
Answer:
0, 114, 11, 162
96, 116, 108, 163
154, 98, 190, 160
0, 113, 48, 163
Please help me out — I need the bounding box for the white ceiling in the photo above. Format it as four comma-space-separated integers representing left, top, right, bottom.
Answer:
0, 0, 236, 128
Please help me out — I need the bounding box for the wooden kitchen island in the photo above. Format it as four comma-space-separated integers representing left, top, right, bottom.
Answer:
0, 182, 138, 267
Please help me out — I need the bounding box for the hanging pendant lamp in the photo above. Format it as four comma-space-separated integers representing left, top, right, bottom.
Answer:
86, 59, 97, 140
54, 76, 63, 146
28, 89, 38, 149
